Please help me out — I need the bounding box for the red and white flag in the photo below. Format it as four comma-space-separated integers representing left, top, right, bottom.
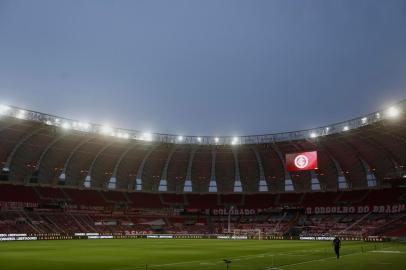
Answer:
286, 151, 318, 171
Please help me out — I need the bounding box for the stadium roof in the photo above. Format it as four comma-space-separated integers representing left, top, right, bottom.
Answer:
0, 99, 404, 145
0, 99, 405, 193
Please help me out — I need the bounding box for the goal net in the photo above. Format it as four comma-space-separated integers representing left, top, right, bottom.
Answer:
233, 229, 262, 240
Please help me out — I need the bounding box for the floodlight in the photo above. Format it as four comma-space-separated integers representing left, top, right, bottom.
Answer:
62, 122, 71, 129
214, 137, 219, 143
16, 109, 26, 119
79, 122, 90, 130
197, 137, 202, 142
45, 120, 52, 125
140, 133, 153, 141
177, 136, 184, 142
100, 125, 113, 135
310, 132, 317, 138
386, 106, 400, 118
376, 112, 381, 119
0, 105, 10, 115
343, 126, 349, 131
361, 117, 367, 124
116, 132, 129, 139
231, 137, 240, 145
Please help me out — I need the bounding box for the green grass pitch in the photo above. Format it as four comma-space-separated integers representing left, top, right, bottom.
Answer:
0, 239, 405, 270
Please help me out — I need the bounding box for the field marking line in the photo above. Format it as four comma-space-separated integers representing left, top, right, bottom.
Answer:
369, 250, 402, 254
109, 248, 326, 270
275, 250, 368, 269
110, 244, 377, 270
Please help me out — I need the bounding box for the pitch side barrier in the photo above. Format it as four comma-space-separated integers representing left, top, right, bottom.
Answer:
0, 233, 388, 242
299, 236, 386, 242
0, 234, 37, 242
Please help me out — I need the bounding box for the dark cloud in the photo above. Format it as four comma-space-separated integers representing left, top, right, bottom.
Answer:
0, 0, 405, 136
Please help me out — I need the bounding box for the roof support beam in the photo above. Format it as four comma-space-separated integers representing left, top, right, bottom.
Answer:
183, 146, 197, 192
232, 148, 242, 192
270, 143, 295, 192
59, 136, 95, 182
3, 125, 45, 174
134, 145, 157, 191
33, 134, 66, 184
86, 142, 115, 189
251, 146, 268, 192
158, 146, 177, 192
208, 147, 217, 192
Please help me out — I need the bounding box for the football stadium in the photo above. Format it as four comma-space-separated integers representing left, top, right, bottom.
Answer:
0, 101, 405, 269
1, 1, 406, 270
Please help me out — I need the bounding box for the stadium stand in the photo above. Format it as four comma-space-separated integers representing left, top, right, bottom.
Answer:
0, 102, 405, 239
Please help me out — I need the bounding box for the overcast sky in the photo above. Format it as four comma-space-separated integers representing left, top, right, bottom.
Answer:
0, 0, 405, 136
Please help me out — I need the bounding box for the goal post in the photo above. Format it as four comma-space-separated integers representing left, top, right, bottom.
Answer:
233, 229, 262, 240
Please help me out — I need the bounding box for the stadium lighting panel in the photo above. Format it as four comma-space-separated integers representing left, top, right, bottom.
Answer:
78, 122, 90, 130
16, 109, 26, 119
116, 132, 129, 139
62, 122, 71, 129
100, 125, 113, 135
0, 99, 404, 146
140, 133, 153, 141
386, 106, 400, 118
0, 104, 10, 115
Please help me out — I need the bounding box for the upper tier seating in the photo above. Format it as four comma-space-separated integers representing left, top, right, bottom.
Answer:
160, 194, 185, 205
0, 184, 405, 209
0, 184, 38, 203
35, 186, 68, 201
63, 189, 106, 206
